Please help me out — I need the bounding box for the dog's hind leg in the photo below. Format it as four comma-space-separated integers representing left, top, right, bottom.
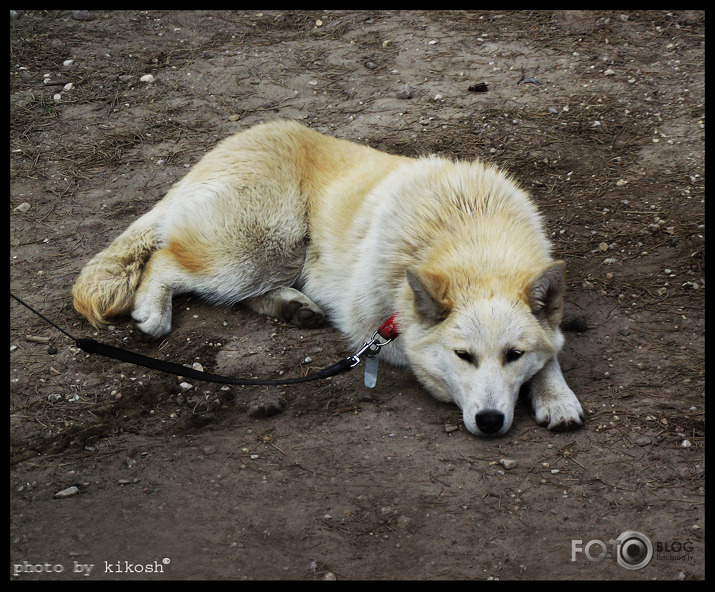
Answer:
131, 247, 198, 339
244, 287, 324, 329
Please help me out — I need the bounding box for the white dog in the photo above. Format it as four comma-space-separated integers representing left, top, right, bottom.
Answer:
73, 120, 584, 436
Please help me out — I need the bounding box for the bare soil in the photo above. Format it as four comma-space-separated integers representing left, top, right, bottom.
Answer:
10, 10, 704, 580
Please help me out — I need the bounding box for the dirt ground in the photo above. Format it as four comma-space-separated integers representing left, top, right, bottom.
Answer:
10, 10, 704, 580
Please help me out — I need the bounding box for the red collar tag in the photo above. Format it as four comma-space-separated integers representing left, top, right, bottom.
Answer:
377, 315, 399, 341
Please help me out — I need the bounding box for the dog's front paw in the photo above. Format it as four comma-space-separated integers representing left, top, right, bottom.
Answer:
533, 388, 584, 431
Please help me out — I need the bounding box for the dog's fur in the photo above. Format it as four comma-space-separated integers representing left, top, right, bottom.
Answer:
73, 120, 584, 436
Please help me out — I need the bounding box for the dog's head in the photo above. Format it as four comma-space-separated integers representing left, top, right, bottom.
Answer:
400, 261, 566, 437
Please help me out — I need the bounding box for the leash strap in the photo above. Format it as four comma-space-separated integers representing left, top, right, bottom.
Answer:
11, 292, 397, 387
75, 337, 354, 385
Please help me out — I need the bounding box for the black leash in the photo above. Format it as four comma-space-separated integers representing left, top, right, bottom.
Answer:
73, 337, 355, 386
10, 293, 397, 386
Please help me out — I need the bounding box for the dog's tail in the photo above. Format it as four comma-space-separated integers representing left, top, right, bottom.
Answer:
72, 208, 161, 328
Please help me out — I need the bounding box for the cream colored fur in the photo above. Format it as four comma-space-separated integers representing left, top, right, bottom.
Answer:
73, 119, 583, 436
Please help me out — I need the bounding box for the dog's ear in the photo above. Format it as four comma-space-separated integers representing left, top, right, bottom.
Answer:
406, 267, 452, 325
527, 260, 565, 328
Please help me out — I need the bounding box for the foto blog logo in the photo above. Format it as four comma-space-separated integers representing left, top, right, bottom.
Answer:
571, 531, 653, 570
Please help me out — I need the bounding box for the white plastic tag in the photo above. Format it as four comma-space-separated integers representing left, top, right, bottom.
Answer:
364, 355, 379, 388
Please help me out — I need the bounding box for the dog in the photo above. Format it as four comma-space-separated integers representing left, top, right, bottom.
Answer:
73, 119, 584, 437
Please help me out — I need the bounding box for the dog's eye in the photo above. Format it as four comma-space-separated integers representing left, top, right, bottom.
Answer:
454, 350, 475, 364
505, 349, 524, 363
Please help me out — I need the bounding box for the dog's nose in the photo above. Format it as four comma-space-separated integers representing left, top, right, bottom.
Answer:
475, 410, 505, 434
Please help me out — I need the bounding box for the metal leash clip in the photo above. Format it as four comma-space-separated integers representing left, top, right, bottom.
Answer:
348, 316, 399, 388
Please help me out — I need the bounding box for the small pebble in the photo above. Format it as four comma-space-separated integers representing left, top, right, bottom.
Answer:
500, 459, 517, 470
445, 424, 459, 433
140, 74, 155, 83
14, 202, 31, 214
396, 84, 414, 99
71, 10, 93, 21
247, 394, 285, 418
55, 486, 79, 498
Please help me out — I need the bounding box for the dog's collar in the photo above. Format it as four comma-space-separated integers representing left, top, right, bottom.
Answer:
377, 315, 399, 340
